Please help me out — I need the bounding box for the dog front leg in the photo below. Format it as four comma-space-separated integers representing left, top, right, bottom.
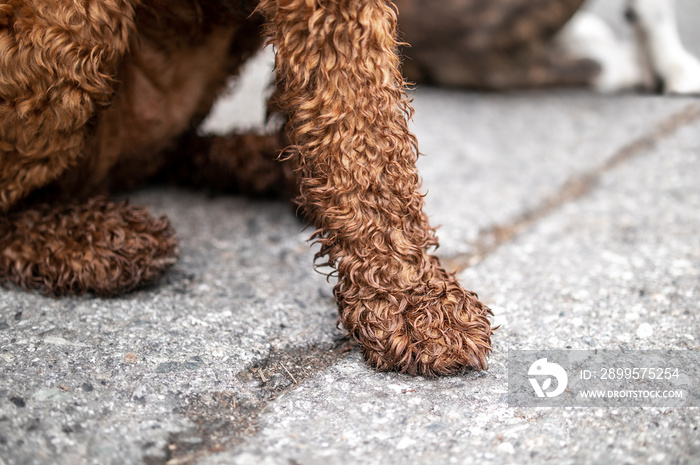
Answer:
260, 0, 492, 376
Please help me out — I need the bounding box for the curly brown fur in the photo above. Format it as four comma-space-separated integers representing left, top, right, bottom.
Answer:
1, 0, 492, 376
0, 0, 139, 210
151, 130, 298, 199
0, 198, 177, 296
396, 0, 600, 89
260, 0, 492, 375
1, 0, 263, 295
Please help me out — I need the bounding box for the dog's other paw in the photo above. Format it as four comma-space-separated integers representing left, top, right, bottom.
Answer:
0, 198, 178, 296
627, 0, 700, 95
342, 266, 493, 377
659, 50, 700, 95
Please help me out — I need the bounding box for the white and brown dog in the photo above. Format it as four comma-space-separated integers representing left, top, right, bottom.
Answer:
395, 0, 700, 94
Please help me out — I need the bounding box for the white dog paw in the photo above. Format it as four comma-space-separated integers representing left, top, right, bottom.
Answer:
661, 51, 700, 94
628, 0, 700, 95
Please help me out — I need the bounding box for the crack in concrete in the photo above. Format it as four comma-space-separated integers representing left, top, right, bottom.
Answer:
440, 102, 700, 274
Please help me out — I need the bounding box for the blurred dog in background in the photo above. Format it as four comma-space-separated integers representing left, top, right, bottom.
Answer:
396, 0, 700, 93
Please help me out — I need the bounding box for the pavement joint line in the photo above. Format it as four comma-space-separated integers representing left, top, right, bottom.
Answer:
440, 101, 700, 275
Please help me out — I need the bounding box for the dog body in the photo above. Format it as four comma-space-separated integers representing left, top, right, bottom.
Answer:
396, 0, 598, 89
0, 0, 492, 376
1, 1, 264, 198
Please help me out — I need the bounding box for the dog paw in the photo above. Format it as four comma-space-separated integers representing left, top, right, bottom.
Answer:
343, 271, 493, 377
627, 0, 700, 95
0, 198, 178, 296
660, 51, 700, 95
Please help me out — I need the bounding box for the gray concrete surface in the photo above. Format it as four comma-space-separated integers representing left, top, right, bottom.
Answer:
202, 108, 700, 465
2, 1, 700, 464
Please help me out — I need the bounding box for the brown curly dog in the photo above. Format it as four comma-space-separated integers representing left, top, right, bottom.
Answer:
0, 0, 492, 376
